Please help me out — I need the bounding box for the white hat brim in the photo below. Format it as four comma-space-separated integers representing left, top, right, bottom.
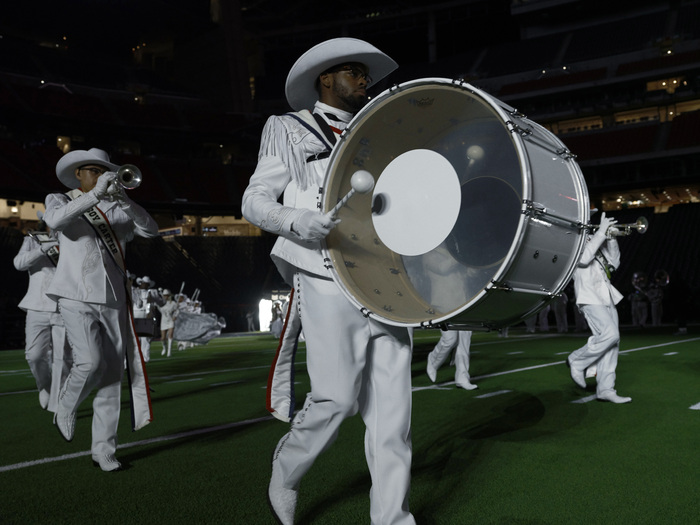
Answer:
55, 148, 119, 189
285, 38, 398, 112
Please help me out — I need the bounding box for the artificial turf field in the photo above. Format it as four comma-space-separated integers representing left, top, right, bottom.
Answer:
1, 326, 698, 525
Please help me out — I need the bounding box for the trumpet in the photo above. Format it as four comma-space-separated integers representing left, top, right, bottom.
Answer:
588, 216, 649, 237
115, 164, 142, 189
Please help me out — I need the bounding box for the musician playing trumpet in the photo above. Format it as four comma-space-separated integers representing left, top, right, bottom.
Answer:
567, 212, 632, 403
43, 148, 158, 471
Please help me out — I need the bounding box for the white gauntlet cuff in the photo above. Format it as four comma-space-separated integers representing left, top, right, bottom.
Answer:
261, 206, 297, 234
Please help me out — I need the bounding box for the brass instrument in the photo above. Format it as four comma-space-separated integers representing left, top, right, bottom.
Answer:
588, 216, 649, 237
27, 230, 53, 243
115, 164, 142, 189
653, 269, 670, 287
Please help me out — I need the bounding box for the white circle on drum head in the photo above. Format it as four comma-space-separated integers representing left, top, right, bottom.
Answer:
372, 149, 461, 256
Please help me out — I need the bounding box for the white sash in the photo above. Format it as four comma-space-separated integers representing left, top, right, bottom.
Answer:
67, 189, 126, 273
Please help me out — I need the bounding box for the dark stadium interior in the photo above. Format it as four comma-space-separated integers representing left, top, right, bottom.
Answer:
1, 0, 699, 343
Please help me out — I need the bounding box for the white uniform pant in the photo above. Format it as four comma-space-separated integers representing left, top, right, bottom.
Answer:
24, 310, 71, 412
428, 330, 473, 383
275, 272, 415, 525
569, 304, 620, 396
139, 336, 151, 362
24, 310, 53, 395
553, 299, 569, 333
58, 298, 126, 457
631, 300, 648, 326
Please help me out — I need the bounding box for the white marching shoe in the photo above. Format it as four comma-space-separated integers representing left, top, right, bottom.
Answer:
268, 459, 297, 525
597, 392, 632, 404
567, 357, 587, 389
39, 389, 50, 410
456, 380, 478, 391
54, 410, 76, 442
92, 454, 123, 472
426, 354, 438, 383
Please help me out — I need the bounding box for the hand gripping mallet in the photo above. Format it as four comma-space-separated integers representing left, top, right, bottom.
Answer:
325, 170, 375, 219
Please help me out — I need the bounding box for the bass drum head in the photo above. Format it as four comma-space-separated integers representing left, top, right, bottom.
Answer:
322, 78, 529, 327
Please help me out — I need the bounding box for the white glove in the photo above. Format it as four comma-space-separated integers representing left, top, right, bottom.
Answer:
595, 212, 617, 239
111, 184, 129, 205
40, 240, 59, 253
290, 209, 338, 241
93, 172, 117, 198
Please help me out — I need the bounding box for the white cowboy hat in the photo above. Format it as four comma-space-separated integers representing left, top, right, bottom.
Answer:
137, 276, 156, 288
55, 148, 119, 189
285, 37, 398, 112
162, 289, 172, 296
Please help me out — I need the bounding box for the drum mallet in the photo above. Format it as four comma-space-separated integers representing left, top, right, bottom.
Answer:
325, 170, 375, 219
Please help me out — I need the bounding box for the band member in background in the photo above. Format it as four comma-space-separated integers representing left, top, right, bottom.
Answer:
242, 38, 415, 524
43, 148, 158, 471
13, 215, 71, 412
133, 275, 158, 362
156, 289, 178, 357
567, 212, 631, 404
427, 330, 478, 390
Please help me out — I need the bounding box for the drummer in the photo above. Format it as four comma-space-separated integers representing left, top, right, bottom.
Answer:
242, 38, 416, 525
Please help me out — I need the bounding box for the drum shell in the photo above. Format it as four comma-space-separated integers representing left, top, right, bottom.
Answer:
134, 317, 158, 337
322, 78, 589, 329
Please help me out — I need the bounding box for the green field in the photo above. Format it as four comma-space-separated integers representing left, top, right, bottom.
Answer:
1, 326, 698, 524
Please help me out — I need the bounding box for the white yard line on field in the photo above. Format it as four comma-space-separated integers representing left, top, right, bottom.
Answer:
0, 415, 274, 473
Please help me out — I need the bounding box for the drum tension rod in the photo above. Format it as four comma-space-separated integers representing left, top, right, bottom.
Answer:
522, 200, 582, 231
490, 278, 555, 297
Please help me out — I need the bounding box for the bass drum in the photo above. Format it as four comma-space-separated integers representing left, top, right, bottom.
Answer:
322, 78, 589, 330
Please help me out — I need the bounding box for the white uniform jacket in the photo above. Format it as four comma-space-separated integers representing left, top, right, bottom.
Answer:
14, 235, 59, 313
242, 106, 335, 285
573, 231, 623, 307
43, 191, 159, 303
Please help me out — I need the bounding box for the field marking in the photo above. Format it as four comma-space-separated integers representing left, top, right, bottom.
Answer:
0, 389, 36, 397
210, 380, 242, 387
571, 395, 598, 404
0, 415, 274, 473
412, 385, 452, 392
472, 337, 700, 382
664, 352, 678, 356
413, 337, 700, 391
475, 390, 512, 399
3, 337, 699, 473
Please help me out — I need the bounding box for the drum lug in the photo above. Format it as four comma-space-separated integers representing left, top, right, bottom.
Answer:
507, 108, 527, 120
507, 121, 532, 137
490, 280, 513, 292
556, 148, 577, 160
523, 200, 547, 217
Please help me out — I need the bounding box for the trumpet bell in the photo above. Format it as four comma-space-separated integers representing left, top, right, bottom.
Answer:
635, 216, 649, 234
116, 164, 142, 189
